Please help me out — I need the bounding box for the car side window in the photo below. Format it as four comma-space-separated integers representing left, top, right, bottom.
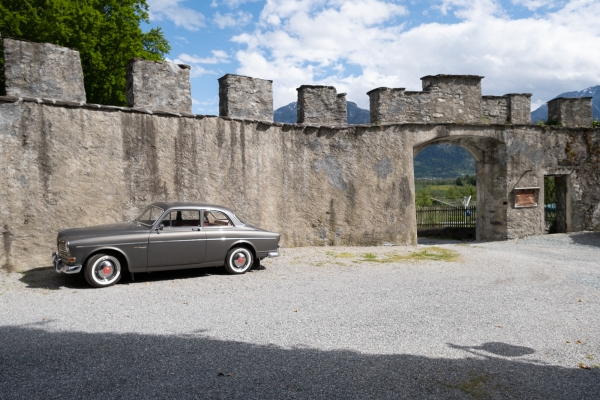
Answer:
203, 210, 233, 227
161, 210, 200, 228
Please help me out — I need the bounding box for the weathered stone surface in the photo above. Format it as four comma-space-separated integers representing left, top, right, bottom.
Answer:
218, 74, 273, 121
547, 97, 592, 127
2, 96, 599, 270
367, 87, 405, 124
404, 91, 432, 123
297, 85, 347, 125
421, 75, 484, 123
505, 93, 532, 124
481, 96, 508, 124
3, 38, 86, 102
126, 58, 191, 113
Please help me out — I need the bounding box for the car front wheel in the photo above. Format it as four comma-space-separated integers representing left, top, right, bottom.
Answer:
224, 247, 253, 275
84, 254, 122, 288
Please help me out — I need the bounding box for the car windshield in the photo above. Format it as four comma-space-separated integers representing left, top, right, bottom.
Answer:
134, 205, 164, 226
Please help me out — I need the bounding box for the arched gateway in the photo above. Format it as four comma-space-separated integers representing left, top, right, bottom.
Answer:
1, 38, 599, 270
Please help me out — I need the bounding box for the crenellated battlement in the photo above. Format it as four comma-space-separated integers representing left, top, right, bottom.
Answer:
2, 38, 595, 128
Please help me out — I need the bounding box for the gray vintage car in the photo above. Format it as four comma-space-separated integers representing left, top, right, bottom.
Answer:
52, 202, 280, 288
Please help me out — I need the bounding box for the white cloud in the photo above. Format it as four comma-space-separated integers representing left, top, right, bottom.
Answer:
174, 51, 230, 77
148, 0, 205, 31
510, 0, 563, 11
231, 0, 600, 109
212, 0, 261, 8
214, 11, 253, 29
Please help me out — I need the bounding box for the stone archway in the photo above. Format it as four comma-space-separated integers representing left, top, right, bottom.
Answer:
413, 135, 508, 241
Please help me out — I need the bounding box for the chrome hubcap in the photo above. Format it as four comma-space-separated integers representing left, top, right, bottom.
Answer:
97, 260, 115, 279
233, 253, 247, 268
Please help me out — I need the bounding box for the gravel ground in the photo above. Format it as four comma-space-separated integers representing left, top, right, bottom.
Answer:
1, 232, 599, 399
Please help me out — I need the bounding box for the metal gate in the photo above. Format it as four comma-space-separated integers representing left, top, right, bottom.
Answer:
544, 176, 567, 233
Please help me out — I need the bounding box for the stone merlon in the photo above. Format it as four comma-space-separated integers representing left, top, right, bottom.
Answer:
2, 38, 86, 102
297, 85, 347, 125
126, 58, 192, 114
219, 74, 274, 122
547, 97, 593, 128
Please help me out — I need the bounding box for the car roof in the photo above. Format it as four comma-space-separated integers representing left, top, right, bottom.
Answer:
149, 202, 235, 213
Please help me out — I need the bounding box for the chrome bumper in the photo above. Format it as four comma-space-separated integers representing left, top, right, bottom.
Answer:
267, 246, 280, 258
52, 252, 82, 274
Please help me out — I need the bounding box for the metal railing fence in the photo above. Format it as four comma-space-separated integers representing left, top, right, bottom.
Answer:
416, 205, 477, 229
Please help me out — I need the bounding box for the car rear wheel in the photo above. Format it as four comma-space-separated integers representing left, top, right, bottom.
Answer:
224, 247, 253, 275
84, 254, 122, 288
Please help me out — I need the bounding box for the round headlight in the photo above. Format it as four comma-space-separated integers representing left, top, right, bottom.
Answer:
66, 240, 70, 253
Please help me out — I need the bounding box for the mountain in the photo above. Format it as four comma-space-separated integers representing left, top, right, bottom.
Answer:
274, 101, 370, 124
414, 144, 475, 179
531, 85, 600, 123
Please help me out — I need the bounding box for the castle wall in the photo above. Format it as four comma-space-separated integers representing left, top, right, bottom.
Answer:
0, 98, 417, 270
1, 40, 599, 272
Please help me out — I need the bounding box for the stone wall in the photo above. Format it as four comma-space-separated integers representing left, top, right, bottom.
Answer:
547, 97, 593, 128
297, 85, 347, 125
421, 75, 483, 123
367, 76, 531, 125
218, 74, 273, 121
2, 95, 599, 270
404, 91, 432, 123
126, 58, 192, 113
2, 38, 86, 102
367, 87, 405, 124
506, 94, 532, 125
481, 96, 508, 124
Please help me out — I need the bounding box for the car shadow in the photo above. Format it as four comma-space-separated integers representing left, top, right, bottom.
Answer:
19, 263, 266, 289
0, 325, 597, 399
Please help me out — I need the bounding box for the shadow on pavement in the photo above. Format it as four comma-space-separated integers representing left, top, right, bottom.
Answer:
569, 232, 600, 248
0, 325, 597, 399
19, 264, 263, 290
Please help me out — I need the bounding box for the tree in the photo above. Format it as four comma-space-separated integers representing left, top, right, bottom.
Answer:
0, 0, 170, 105
416, 188, 433, 207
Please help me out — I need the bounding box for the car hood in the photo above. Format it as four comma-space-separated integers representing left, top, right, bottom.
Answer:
59, 222, 149, 240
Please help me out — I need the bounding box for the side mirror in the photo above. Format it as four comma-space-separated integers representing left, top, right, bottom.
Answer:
159, 223, 164, 230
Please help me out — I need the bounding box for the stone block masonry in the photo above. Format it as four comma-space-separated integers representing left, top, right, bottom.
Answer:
421, 75, 483, 124
126, 58, 192, 113
481, 96, 508, 124
505, 94, 532, 125
547, 97, 593, 128
367, 87, 406, 124
218, 74, 273, 121
297, 85, 347, 125
2, 38, 86, 102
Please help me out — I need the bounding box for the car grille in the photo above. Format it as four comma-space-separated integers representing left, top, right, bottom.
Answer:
57, 240, 69, 262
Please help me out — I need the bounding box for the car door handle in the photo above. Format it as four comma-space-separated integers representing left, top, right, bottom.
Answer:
192, 228, 202, 231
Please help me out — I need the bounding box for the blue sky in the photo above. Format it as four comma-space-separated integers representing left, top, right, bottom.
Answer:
146, 0, 600, 115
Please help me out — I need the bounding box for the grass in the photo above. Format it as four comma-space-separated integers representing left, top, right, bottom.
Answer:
325, 247, 460, 264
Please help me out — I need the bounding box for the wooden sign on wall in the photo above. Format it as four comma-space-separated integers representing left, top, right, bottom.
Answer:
514, 187, 539, 208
